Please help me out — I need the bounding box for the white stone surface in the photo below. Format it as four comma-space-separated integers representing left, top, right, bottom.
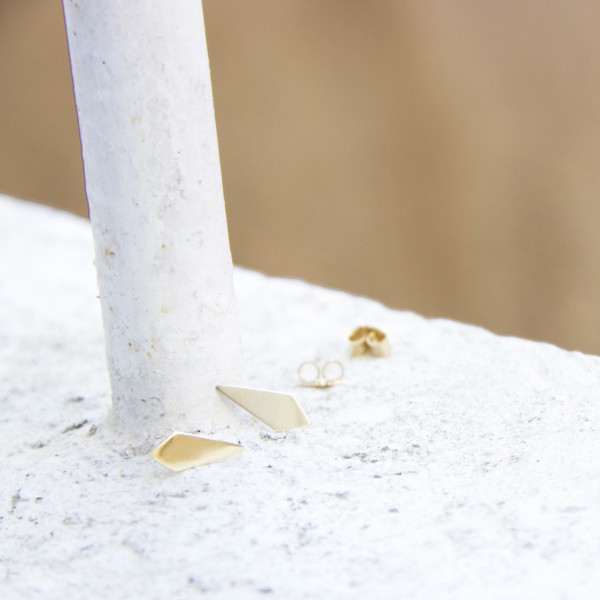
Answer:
63, 0, 243, 440
1, 195, 600, 599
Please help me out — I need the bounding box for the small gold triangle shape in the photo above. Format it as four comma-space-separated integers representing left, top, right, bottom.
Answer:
152, 432, 243, 472
216, 385, 309, 432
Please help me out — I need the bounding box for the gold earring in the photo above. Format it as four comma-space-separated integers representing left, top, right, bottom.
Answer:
152, 432, 243, 472
216, 385, 309, 432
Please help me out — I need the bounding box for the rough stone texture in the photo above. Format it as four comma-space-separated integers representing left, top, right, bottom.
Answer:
1, 194, 599, 599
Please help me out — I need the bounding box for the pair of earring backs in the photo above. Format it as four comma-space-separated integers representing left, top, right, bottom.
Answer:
152, 385, 308, 472
296, 325, 389, 389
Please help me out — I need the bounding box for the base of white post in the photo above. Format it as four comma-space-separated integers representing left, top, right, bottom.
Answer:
63, 0, 243, 441
2, 196, 600, 599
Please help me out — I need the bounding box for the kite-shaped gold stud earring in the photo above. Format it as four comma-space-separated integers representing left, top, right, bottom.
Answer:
152, 432, 243, 472
216, 385, 309, 432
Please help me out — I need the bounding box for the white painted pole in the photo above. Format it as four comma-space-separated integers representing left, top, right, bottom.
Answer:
62, 0, 243, 441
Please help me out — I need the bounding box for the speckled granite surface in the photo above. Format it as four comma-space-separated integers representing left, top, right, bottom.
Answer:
1, 194, 599, 599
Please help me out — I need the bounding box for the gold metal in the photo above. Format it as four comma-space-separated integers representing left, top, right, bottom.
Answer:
152, 432, 243, 472
216, 385, 309, 432
348, 326, 391, 357
349, 326, 371, 356
297, 360, 344, 388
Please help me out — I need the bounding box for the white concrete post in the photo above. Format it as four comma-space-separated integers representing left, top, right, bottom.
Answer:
62, 0, 243, 441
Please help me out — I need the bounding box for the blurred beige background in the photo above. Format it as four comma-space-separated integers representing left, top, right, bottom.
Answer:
2, 0, 600, 354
